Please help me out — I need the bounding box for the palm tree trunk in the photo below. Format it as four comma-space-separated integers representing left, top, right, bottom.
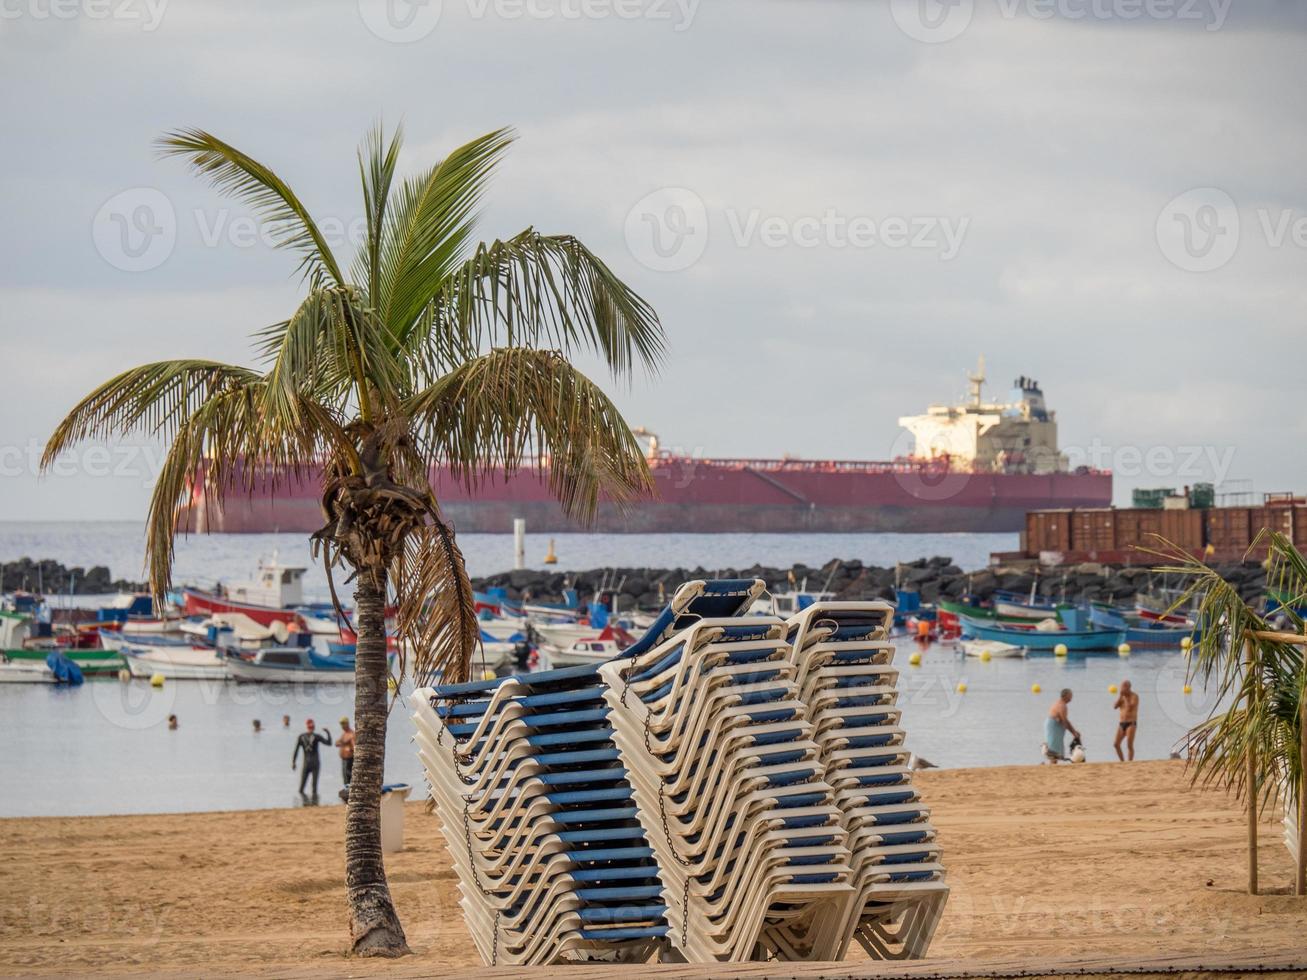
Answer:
345, 568, 410, 957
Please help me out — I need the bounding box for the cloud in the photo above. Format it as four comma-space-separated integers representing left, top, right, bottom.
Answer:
1, 1, 1304, 518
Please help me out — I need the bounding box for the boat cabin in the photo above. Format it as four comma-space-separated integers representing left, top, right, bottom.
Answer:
228, 558, 307, 609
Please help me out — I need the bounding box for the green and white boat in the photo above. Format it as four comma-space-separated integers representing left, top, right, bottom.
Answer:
1, 648, 125, 675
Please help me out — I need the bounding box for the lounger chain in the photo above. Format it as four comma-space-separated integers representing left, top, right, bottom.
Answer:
462, 800, 492, 897
681, 874, 691, 944
491, 909, 500, 966
656, 780, 692, 868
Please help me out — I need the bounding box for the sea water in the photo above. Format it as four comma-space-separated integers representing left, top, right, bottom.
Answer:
0, 641, 1214, 818
0, 521, 1213, 817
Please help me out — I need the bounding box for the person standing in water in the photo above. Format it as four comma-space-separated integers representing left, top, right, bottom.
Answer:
337, 717, 356, 787
1114, 680, 1140, 761
292, 718, 332, 798
1043, 689, 1081, 763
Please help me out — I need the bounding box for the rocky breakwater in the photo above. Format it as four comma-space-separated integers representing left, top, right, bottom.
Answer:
1, 557, 143, 596
472, 556, 1271, 611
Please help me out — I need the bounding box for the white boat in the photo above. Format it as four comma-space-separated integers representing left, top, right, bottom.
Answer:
477, 616, 529, 642
225, 646, 355, 684
958, 639, 1024, 659
122, 643, 228, 680
749, 589, 836, 618
0, 661, 56, 683
547, 637, 624, 667
534, 621, 603, 650
178, 613, 291, 646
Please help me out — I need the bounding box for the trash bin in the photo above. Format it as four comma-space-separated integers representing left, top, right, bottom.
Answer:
380, 783, 412, 854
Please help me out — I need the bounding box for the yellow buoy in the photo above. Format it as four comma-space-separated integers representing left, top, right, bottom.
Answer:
1183, 684, 1193, 695
150, 673, 165, 688
980, 650, 991, 662
1180, 636, 1193, 650
956, 681, 967, 694
482, 669, 497, 681
908, 652, 921, 666
1118, 643, 1131, 657
387, 676, 398, 692
543, 538, 558, 565
1108, 684, 1118, 694
1054, 643, 1068, 657
1031, 683, 1041, 694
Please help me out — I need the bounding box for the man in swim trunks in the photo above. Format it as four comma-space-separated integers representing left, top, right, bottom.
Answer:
337, 716, 356, 787
1044, 689, 1081, 763
1114, 679, 1140, 761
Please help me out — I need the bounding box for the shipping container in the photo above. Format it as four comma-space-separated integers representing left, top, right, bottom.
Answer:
1071, 509, 1116, 552
1206, 507, 1252, 554
1023, 510, 1069, 554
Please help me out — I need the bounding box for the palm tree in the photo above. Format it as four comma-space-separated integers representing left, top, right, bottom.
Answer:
1156, 530, 1307, 895
42, 124, 666, 955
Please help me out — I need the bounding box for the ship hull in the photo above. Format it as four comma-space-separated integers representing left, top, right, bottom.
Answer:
181, 460, 1111, 534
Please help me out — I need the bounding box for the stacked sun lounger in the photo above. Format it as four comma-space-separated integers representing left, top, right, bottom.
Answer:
785, 601, 948, 959
413, 580, 946, 965
412, 662, 669, 966
599, 581, 856, 961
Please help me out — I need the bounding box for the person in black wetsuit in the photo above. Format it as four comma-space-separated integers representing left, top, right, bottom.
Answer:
292, 718, 332, 798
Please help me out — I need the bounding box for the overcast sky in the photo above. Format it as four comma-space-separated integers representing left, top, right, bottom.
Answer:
2, 0, 1305, 519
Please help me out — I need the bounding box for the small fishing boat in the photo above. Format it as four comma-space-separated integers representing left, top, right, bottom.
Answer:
0, 661, 56, 683
0, 651, 84, 685
1134, 588, 1192, 625
182, 557, 319, 629
476, 615, 530, 643
1088, 605, 1196, 648
991, 590, 1069, 621
958, 639, 1024, 659
122, 642, 228, 680
959, 615, 1126, 652
0, 647, 124, 676
547, 636, 624, 667
225, 646, 355, 683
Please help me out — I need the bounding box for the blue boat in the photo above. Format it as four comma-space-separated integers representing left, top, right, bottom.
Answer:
959, 615, 1125, 651
1087, 605, 1196, 647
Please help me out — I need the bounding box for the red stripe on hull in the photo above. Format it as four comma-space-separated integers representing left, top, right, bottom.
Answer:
183, 589, 301, 627
181, 460, 1111, 534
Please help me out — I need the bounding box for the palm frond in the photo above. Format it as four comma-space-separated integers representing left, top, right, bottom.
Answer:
1150, 534, 1306, 814
157, 128, 345, 287
376, 127, 515, 344
353, 121, 405, 305
42, 360, 259, 467
391, 518, 480, 686
422, 229, 666, 378
255, 287, 412, 424
405, 348, 653, 523
143, 382, 339, 599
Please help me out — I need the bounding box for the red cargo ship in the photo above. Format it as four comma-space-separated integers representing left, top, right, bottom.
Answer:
180, 364, 1111, 534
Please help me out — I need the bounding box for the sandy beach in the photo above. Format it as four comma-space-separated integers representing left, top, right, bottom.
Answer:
0, 760, 1302, 977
